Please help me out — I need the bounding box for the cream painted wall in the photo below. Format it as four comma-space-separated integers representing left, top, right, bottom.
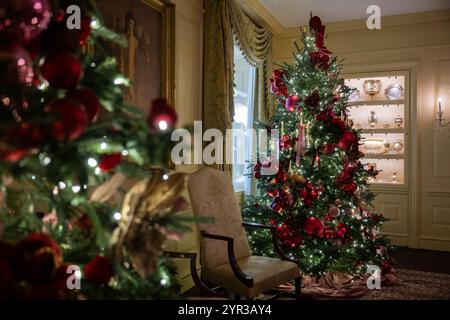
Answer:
170, 0, 203, 174
171, 0, 203, 127
270, 9, 450, 251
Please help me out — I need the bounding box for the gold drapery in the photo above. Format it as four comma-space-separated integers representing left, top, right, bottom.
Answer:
203, 0, 274, 172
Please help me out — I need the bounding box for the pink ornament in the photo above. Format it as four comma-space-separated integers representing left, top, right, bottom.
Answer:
328, 205, 340, 217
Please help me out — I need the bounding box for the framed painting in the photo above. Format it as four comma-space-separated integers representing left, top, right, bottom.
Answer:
96, 0, 175, 112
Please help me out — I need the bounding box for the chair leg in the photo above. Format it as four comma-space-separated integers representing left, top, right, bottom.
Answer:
294, 276, 302, 300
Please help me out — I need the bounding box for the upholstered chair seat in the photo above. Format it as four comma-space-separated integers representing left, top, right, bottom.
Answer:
187, 167, 301, 299
202, 255, 300, 298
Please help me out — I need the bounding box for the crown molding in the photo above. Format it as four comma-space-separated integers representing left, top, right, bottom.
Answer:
242, 5, 450, 38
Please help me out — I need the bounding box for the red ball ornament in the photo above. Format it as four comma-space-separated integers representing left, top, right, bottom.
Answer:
84, 255, 114, 284
285, 95, 300, 112
338, 131, 356, 149
99, 153, 122, 172
310, 189, 319, 200
46, 98, 88, 141
67, 89, 101, 122
0, 0, 52, 43
0, 147, 28, 162
6, 123, 43, 149
304, 216, 324, 237
271, 202, 283, 213
0, 43, 34, 86
299, 189, 308, 199
41, 52, 83, 89
148, 98, 177, 131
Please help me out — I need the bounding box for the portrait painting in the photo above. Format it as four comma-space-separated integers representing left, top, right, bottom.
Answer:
96, 0, 175, 114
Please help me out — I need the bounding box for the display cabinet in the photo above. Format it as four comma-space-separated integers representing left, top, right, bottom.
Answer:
345, 71, 409, 187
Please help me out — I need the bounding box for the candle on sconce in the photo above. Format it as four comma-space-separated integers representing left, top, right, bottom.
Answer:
438, 97, 442, 114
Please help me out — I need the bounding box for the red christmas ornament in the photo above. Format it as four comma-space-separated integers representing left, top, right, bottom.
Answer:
304, 216, 324, 237
0, 43, 34, 86
6, 123, 43, 148
99, 153, 122, 172
299, 189, 308, 199
0, 147, 28, 162
336, 222, 347, 238
271, 202, 283, 213
343, 182, 358, 196
46, 98, 88, 141
148, 98, 177, 131
310, 189, 319, 200
285, 95, 300, 112
0, 0, 52, 43
338, 131, 356, 149
84, 255, 114, 284
41, 52, 83, 89
67, 89, 101, 122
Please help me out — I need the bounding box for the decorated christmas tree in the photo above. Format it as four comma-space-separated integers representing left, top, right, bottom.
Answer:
0, 0, 186, 299
243, 15, 393, 276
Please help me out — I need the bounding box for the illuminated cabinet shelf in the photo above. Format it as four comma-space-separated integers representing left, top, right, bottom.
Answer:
345, 72, 409, 187
345, 71, 411, 247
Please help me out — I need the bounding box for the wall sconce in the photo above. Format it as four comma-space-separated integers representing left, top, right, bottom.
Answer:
436, 97, 449, 128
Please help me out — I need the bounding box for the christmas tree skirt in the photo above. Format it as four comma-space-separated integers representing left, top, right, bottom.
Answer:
259, 269, 450, 300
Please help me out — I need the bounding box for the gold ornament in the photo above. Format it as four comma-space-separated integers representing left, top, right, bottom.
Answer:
110, 171, 188, 278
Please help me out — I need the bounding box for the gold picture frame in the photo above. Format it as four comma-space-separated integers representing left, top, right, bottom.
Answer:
141, 0, 175, 108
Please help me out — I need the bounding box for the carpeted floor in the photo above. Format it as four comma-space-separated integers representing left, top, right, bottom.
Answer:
185, 248, 450, 300
360, 269, 450, 300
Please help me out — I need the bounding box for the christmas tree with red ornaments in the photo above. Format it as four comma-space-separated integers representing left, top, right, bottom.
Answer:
0, 0, 182, 299
244, 15, 394, 276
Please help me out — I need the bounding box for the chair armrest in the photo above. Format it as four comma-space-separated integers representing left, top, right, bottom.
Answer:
164, 251, 226, 298
200, 231, 254, 288
242, 221, 273, 230
242, 221, 296, 263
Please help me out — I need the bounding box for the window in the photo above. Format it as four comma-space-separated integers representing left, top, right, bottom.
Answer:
232, 45, 255, 194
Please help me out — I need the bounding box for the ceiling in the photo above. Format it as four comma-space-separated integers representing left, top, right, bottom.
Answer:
258, 0, 450, 28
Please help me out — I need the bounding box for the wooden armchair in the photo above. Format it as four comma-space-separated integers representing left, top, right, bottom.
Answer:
187, 167, 301, 299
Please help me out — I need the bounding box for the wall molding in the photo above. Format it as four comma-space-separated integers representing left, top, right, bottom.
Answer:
243, 5, 450, 37
427, 190, 450, 197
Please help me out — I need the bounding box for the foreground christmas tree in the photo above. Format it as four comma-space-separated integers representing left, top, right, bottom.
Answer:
0, 0, 185, 299
244, 15, 393, 276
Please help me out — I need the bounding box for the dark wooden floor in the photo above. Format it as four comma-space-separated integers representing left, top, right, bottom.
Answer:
391, 247, 450, 274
